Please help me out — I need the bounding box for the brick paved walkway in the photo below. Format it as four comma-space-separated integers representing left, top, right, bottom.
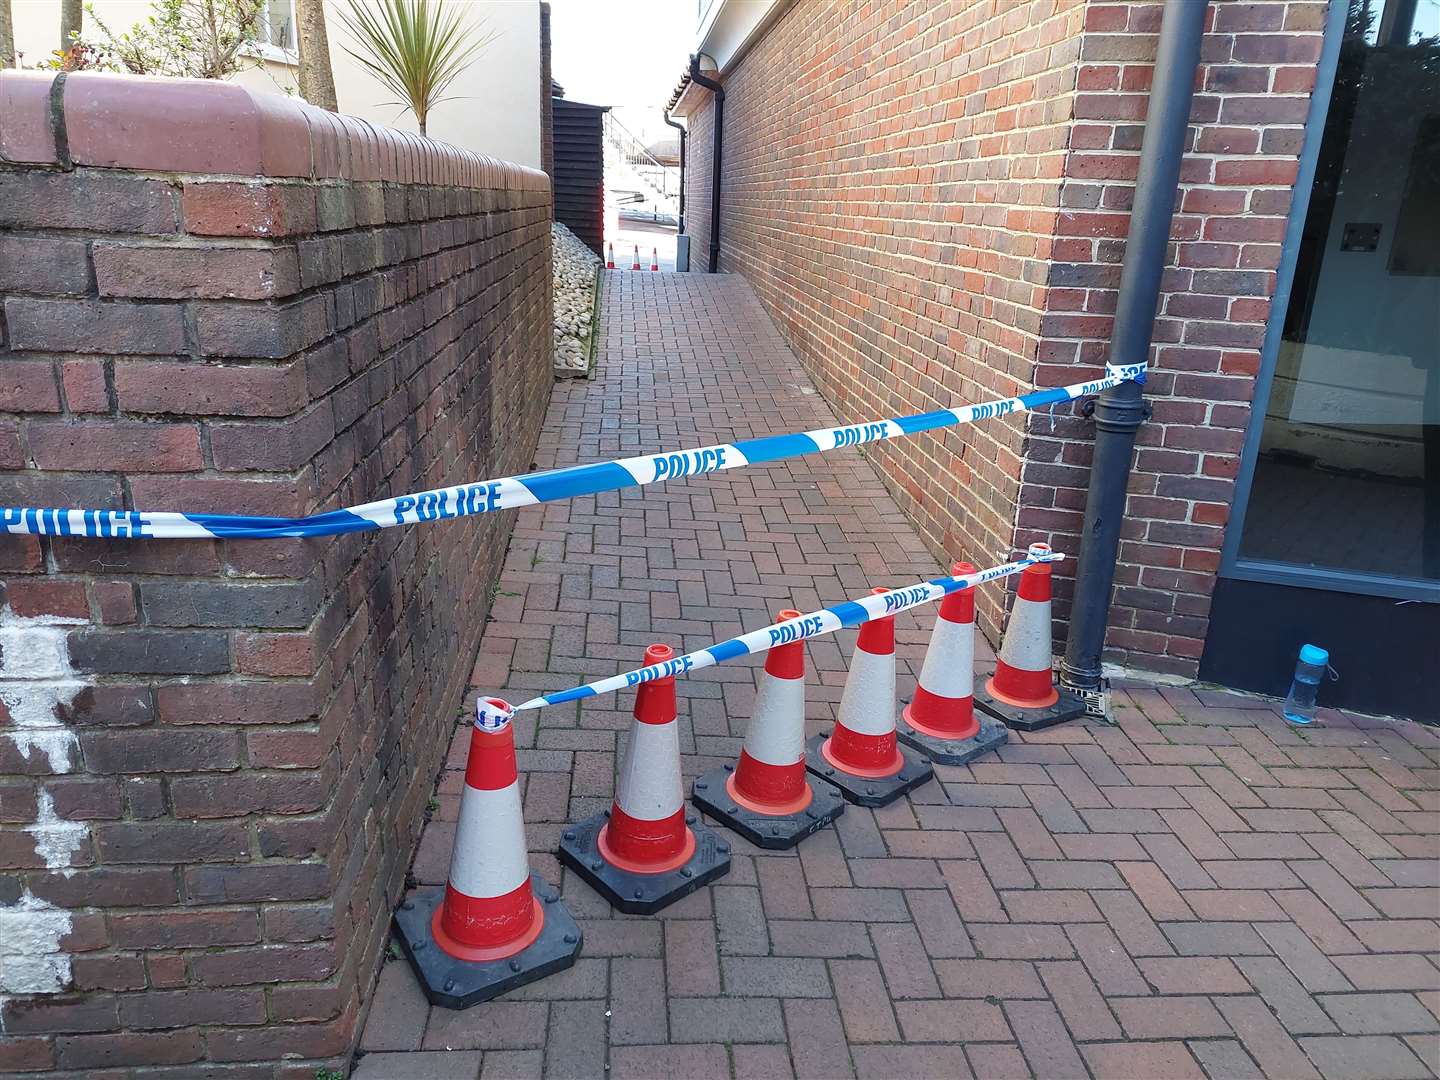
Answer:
354, 273, 1440, 1080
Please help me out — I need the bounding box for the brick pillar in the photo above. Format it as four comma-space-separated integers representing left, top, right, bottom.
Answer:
0, 70, 552, 1075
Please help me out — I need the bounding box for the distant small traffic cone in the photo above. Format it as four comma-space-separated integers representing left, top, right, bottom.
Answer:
975, 544, 1085, 731
631, 244, 642, 270
559, 644, 730, 912
692, 610, 845, 849
605, 243, 615, 269
393, 698, 581, 1009
650, 248, 659, 271
897, 562, 1009, 765
805, 589, 933, 807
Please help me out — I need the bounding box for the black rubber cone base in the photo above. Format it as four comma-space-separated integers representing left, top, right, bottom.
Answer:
691, 764, 846, 850
974, 675, 1087, 732
557, 810, 731, 914
393, 874, 581, 1010
803, 733, 934, 808
897, 710, 1009, 765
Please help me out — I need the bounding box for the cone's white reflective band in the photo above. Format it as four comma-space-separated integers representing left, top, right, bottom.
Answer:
998, 597, 1054, 672
836, 647, 898, 737
2, 366, 1143, 539
615, 719, 684, 820
513, 553, 1066, 711
448, 782, 530, 900
743, 673, 806, 766
917, 615, 975, 699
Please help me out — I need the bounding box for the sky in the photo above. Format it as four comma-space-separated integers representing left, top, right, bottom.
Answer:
547, 0, 696, 137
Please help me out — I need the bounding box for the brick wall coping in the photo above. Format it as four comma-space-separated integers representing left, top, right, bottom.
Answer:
0, 69, 549, 191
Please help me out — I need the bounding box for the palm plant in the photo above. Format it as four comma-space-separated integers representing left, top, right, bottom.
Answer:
336, 0, 493, 137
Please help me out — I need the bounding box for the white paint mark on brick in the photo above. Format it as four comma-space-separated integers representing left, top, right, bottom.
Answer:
0, 604, 86, 773
26, 788, 87, 876
0, 605, 91, 1011
0, 889, 75, 996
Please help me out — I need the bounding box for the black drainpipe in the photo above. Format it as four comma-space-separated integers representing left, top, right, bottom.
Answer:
662, 108, 686, 234
688, 53, 724, 273
1060, 0, 1207, 710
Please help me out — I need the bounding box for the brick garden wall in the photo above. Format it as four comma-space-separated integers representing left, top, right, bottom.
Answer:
680, 0, 1321, 677
0, 71, 552, 1075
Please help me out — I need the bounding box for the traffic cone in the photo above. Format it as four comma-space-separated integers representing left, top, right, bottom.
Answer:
630, 244, 642, 270
650, 248, 659, 271
393, 698, 582, 1009
558, 643, 731, 913
605, 243, 615, 269
805, 589, 934, 807
897, 562, 1010, 765
692, 610, 845, 849
975, 543, 1086, 731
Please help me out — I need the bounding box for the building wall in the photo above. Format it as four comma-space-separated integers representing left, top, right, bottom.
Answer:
0, 70, 552, 1075
681, 0, 1090, 640
9, 0, 545, 168
1024, 0, 1325, 675
680, 0, 1324, 676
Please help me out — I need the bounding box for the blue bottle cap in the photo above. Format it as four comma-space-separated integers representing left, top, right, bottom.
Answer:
1299, 644, 1328, 667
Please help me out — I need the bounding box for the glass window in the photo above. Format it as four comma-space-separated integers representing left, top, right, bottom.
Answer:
1238, 0, 1440, 581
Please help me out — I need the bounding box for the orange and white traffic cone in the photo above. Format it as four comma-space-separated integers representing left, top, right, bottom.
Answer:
897, 562, 1009, 764
630, 244, 642, 270
805, 589, 933, 807
559, 643, 730, 912
394, 697, 581, 1009
975, 544, 1086, 731
605, 243, 615, 269
692, 610, 845, 849
650, 247, 659, 271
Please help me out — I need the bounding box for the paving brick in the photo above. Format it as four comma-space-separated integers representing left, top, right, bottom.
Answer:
785, 998, 854, 1080
665, 920, 722, 996
829, 960, 900, 1044
609, 1045, 730, 1080
352, 1051, 484, 1080
668, 997, 785, 1044
359, 961, 429, 1052
422, 1003, 549, 1051
722, 958, 832, 999
1139, 956, 1250, 995
894, 998, 1010, 1043
1187, 1038, 1264, 1079
1297, 1035, 1432, 1080
852, 1045, 972, 1080
609, 958, 667, 1046
1316, 993, 1440, 1035
963, 1043, 1032, 1079
1004, 1000, 1088, 1080
542, 999, 605, 1080
732, 1044, 796, 1080
1081, 1040, 1207, 1079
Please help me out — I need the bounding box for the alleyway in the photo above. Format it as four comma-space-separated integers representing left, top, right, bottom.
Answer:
355, 273, 1440, 1080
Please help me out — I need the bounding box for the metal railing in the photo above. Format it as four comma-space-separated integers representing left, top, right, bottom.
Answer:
602, 112, 680, 221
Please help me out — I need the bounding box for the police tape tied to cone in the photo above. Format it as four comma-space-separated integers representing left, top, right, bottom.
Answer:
489, 546, 1066, 718
2, 364, 1144, 540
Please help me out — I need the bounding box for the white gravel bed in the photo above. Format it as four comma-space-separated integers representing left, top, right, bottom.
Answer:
552, 223, 600, 378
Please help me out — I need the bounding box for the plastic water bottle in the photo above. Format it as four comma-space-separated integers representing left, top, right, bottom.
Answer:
1282, 644, 1328, 726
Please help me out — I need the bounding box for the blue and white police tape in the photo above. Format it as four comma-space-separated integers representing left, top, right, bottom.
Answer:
511, 545, 1065, 712
2, 364, 1144, 541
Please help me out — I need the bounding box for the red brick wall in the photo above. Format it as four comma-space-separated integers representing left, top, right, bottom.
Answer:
1026, 0, 1324, 676
683, 99, 715, 274
682, 0, 1090, 640
681, 0, 1322, 676
0, 71, 552, 1076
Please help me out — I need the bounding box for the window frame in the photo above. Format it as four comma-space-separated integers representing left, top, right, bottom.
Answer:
1217, 0, 1440, 604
